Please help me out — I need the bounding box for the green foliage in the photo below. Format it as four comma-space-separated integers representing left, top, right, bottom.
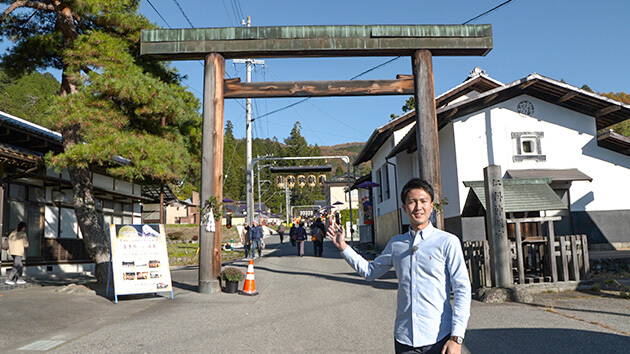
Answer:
390, 96, 415, 120
0, 1, 202, 183
200, 196, 223, 222
339, 208, 359, 227
221, 267, 245, 282
601, 91, 630, 136
0, 69, 59, 127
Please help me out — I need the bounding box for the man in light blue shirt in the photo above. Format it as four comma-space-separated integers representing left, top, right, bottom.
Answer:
329, 178, 471, 354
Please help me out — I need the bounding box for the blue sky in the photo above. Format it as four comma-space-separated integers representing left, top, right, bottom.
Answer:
4, 1, 630, 147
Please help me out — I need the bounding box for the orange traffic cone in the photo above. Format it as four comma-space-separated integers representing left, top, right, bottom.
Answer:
241, 259, 259, 296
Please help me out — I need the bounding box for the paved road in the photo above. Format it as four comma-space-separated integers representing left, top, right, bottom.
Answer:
1, 233, 629, 353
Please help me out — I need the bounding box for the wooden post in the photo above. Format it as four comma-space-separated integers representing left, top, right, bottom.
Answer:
483, 165, 512, 287
199, 53, 225, 294
570, 236, 580, 281
159, 184, 165, 224
581, 234, 590, 278
546, 220, 558, 282
560, 236, 570, 281
411, 50, 443, 229
514, 221, 525, 284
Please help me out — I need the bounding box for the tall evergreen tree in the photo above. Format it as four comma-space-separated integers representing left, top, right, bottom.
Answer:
0, 1, 201, 283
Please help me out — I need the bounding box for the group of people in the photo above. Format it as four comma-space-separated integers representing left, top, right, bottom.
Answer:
240, 218, 328, 258
239, 220, 264, 259
282, 218, 327, 257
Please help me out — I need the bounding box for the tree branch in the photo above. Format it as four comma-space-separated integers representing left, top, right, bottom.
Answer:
2, 1, 55, 22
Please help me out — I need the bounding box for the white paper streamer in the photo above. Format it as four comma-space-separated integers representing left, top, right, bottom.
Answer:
205, 208, 216, 232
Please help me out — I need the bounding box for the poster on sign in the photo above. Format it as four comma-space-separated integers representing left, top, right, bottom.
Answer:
109, 224, 173, 303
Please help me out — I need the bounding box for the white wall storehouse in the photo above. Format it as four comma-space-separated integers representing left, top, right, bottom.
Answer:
355, 68, 630, 250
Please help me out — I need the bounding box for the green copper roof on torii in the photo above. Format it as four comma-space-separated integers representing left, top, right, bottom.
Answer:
140, 24, 493, 60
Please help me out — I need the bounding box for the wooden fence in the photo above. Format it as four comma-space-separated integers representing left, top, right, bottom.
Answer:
463, 234, 590, 289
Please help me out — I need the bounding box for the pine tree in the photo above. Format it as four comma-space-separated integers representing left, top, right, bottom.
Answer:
0, 1, 201, 283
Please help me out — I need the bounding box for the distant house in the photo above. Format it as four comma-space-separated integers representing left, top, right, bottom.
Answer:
142, 189, 200, 225
354, 68, 630, 251
325, 172, 360, 212
0, 111, 147, 276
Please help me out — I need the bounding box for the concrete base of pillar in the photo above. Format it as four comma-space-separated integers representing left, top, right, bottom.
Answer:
198, 280, 221, 294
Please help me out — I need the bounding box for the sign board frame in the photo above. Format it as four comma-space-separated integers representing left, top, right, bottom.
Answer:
107, 224, 174, 303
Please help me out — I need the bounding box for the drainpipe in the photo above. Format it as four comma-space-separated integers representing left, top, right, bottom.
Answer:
385, 158, 401, 235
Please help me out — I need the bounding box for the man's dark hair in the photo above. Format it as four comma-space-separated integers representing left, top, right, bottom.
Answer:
400, 178, 434, 204
17, 221, 26, 231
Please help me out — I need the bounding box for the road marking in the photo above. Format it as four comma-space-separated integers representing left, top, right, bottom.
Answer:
18, 340, 65, 351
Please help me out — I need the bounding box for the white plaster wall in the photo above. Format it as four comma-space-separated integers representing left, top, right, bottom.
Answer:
450, 95, 630, 213
371, 135, 398, 217
115, 179, 133, 194
393, 122, 415, 145
93, 173, 113, 190
44, 205, 58, 238
437, 123, 461, 218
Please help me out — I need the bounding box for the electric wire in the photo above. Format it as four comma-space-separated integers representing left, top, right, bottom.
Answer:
251, 1, 515, 122
462, 0, 514, 25
146, 0, 171, 28
172, 0, 195, 28
220, 0, 237, 26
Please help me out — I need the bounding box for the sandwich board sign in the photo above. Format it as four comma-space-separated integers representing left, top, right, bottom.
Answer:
108, 224, 173, 303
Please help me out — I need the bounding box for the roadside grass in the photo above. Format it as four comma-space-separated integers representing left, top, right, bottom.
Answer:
165, 224, 244, 266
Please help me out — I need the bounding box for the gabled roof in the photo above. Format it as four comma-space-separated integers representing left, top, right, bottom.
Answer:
437, 73, 630, 130
597, 130, 630, 156
327, 172, 360, 184
435, 67, 503, 109
388, 73, 630, 158
0, 110, 63, 155
462, 178, 566, 217
353, 68, 501, 166
505, 168, 592, 182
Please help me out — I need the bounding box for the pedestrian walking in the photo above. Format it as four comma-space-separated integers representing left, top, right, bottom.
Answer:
240, 223, 251, 259
289, 222, 296, 246
294, 221, 307, 257
5, 222, 29, 285
250, 220, 264, 258
311, 218, 325, 257
328, 178, 471, 354
277, 223, 286, 244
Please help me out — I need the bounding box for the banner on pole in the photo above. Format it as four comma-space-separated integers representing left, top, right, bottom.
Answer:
110, 224, 173, 298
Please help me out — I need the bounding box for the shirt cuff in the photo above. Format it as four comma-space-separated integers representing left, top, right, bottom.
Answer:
451, 326, 466, 338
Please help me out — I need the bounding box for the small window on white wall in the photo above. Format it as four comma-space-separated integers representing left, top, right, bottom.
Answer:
512, 132, 545, 162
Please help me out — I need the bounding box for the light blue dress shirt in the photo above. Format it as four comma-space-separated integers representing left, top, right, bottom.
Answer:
340, 222, 471, 347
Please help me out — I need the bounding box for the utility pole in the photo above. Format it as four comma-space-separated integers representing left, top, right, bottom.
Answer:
285, 182, 290, 225
257, 163, 274, 216
233, 16, 264, 228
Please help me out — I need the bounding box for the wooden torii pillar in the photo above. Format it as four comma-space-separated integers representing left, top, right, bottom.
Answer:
141, 24, 493, 293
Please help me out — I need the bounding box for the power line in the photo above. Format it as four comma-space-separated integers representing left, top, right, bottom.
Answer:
251, 1, 515, 123
146, 0, 171, 28
220, 0, 237, 26
349, 56, 402, 80
462, 0, 515, 25
172, 0, 195, 28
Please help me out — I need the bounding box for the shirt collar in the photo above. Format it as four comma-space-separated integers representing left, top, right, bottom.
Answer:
409, 222, 435, 242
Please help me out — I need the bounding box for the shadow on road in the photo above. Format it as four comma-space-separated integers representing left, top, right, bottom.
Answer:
466, 328, 630, 353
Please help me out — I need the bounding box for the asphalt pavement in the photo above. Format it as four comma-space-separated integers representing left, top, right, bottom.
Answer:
1, 232, 629, 353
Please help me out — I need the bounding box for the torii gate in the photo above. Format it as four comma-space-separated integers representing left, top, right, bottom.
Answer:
141, 24, 493, 293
